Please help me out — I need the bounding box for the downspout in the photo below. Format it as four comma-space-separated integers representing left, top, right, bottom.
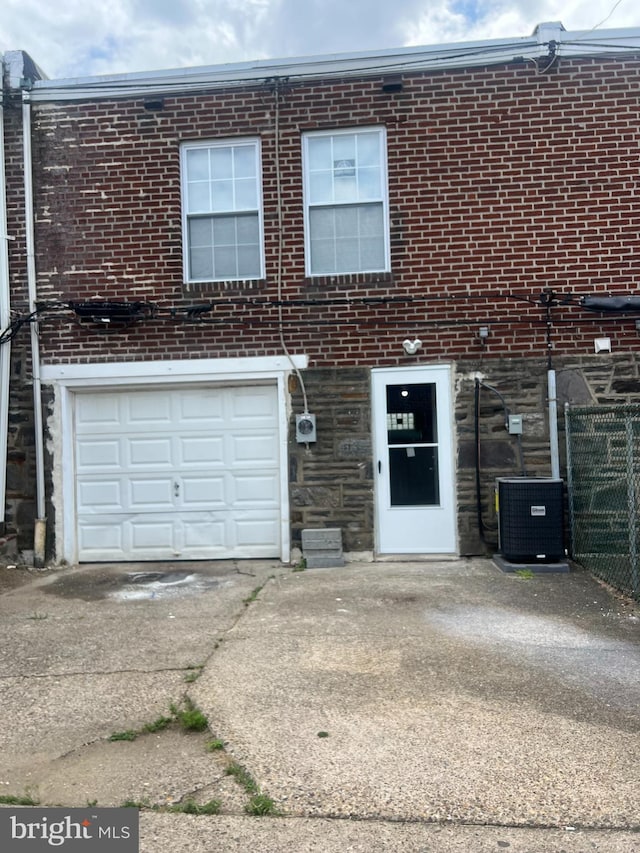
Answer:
548, 369, 561, 479
22, 90, 47, 566
0, 80, 11, 526
542, 290, 561, 480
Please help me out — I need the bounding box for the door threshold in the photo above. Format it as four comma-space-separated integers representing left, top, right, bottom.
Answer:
373, 553, 459, 562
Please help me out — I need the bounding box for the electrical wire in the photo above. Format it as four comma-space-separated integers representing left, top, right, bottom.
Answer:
573, 0, 628, 36
474, 378, 528, 544
30, 39, 556, 103
0, 302, 68, 345
1, 288, 638, 346
272, 78, 309, 413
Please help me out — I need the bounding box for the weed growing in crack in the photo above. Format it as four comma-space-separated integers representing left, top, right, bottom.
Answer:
120, 798, 221, 815
224, 758, 281, 816
245, 793, 280, 816
170, 697, 209, 733
242, 575, 275, 607
206, 738, 225, 752
242, 586, 262, 606
225, 761, 258, 794
0, 792, 40, 806
183, 665, 204, 684
168, 799, 221, 815
142, 715, 173, 734
109, 699, 208, 744
121, 800, 149, 810
515, 568, 535, 579
108, 730, 138, 742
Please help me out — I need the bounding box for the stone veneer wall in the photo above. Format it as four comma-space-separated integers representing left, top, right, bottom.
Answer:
290, 355, 640, 559
5, 353, 640, 562
3, 343, 35, 555
289, 368, 374, 554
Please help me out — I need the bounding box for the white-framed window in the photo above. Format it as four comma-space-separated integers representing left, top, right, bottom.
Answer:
303, 127, 389, 276
181, 138, 264, 282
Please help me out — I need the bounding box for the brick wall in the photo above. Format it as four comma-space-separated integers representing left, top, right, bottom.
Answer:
19, 54, 640, 368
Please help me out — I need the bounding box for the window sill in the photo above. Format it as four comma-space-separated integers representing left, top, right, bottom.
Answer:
183, 279, 266, 296
302, 272, 394, 288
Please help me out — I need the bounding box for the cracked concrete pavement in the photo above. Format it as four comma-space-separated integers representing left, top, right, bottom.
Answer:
0, 557, 638, 851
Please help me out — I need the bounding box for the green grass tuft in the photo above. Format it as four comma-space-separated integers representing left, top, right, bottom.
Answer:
225, 761, 258, 794
0, 793, 40, 806
169, 798, 221, 815
170, 697, 209, 732
515, 568, 535, 579
142, 715, 173, 734
245, 793, 280, 816
108, 730, 138, 742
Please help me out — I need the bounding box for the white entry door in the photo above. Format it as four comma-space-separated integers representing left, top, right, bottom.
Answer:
372, 366, 456, 554
74, 384, 282, 561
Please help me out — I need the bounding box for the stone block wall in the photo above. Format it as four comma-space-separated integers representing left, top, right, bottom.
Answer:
289, 355, 640, 559
4, 344, 36, 553
289, 367, 374, 553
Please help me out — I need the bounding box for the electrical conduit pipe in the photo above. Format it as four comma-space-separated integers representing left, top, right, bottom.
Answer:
22, 90, 47, 566
0, 82, 11, 527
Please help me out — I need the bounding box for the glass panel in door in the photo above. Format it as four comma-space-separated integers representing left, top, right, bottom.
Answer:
386, 383, 439, 506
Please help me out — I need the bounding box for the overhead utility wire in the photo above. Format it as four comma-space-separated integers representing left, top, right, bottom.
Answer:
29, 40, 562, 102
579, 0, 627, 34
0, 289, 634, 345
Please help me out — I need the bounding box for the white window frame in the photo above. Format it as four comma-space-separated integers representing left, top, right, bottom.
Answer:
302, 126, 390, 277
180, 138, 265, 283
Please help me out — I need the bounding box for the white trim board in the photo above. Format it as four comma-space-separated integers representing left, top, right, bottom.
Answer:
44, 356, 307, 564
41, 354, 308, 386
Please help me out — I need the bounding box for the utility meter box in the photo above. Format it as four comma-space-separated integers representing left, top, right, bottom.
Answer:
496, 478, 564, 562
295, 413, 317, 443
507, 414, 523, 434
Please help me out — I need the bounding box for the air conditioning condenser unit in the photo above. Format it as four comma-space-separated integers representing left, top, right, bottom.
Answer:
496, 478, 564, 563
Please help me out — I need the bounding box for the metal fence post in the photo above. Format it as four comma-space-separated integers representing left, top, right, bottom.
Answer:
625, 412, 640, 597
564, 403, 576, 559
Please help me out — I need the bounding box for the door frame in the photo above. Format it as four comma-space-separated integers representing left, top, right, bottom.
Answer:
41, 355, 307, 564
371, 363, 457, 556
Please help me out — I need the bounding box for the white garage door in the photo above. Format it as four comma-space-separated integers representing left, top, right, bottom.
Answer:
74, 384, 281, 561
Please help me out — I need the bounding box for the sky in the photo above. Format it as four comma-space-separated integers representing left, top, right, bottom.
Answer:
0, 0, 637, 81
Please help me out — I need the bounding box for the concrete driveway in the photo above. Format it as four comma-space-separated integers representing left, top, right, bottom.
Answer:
0, 557, 638, 851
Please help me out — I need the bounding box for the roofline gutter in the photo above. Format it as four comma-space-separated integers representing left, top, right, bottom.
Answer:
26, 22, 640, 104
0, 86, 11, 526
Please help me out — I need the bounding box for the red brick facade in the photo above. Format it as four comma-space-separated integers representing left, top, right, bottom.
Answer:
23, 56, 640, 366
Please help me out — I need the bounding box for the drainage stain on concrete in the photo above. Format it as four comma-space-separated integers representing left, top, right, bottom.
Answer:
113, 571, 223, 601
41, 567, 226, 601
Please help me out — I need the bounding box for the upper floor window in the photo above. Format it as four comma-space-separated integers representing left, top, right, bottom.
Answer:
303, 127, 389, 276
181, 139, 264, 282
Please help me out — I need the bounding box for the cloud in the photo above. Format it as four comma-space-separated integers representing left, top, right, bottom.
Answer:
257, 0, 427, 57
405, 0, 640, 46
0, 0, 638, 80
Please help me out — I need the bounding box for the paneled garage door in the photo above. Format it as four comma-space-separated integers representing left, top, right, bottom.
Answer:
74, 384, 281, 561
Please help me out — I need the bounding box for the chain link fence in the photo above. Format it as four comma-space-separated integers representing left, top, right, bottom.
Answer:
565, 403, 640, 601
